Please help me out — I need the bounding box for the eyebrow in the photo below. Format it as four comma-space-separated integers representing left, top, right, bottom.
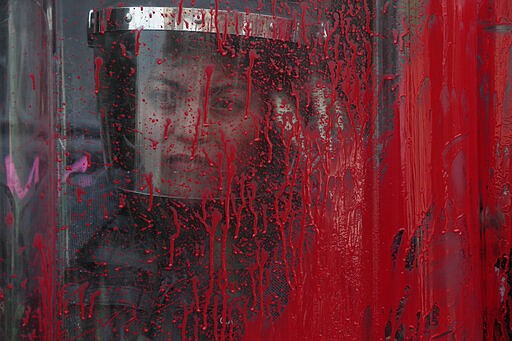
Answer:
210, 83, 246, 96
149, 73, 248, 96
158, 78, 181, 91
148, 78, 187, 98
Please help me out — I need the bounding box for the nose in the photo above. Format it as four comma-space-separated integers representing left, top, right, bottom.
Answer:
169, 84, 209, 147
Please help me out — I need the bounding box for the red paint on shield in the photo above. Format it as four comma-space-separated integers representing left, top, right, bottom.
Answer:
8, 1, 512, 340
478, 2, 512, 338
94, 56, 103, 95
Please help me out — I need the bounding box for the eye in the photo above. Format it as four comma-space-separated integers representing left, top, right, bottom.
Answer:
149, 89, 177, 110
212, 96, 234, 109
210, 94, 244, 114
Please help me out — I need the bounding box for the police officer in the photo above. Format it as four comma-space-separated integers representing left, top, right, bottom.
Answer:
65, 1, 323, 339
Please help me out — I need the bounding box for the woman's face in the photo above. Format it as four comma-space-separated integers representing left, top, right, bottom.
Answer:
136, 53, 265, 199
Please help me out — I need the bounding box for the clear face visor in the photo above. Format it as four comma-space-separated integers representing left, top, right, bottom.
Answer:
135, 33, 267, 199
92, 8, 308, 200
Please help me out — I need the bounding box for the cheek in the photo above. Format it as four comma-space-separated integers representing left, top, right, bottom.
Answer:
139, 107, 162, 134
217, 118, 259, 148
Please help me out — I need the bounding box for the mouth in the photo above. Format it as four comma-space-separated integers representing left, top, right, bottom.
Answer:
165, 154, 211, 172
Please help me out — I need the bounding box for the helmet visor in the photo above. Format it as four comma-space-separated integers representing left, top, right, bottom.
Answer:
97, 29, 304, 199
136, 32, 265, 198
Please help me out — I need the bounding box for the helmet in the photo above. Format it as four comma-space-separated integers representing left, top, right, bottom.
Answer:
88, 1, 325, 201
79, 1, 326, 338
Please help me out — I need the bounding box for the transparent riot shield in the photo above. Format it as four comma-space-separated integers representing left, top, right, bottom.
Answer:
0, 0, 57, 340
478, 4, 512, 339
64, 3, 328, 339
3, 0, 512, 340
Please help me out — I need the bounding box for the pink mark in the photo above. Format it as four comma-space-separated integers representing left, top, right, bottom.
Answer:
5, 155, 40, 200
64, 155, 90, 183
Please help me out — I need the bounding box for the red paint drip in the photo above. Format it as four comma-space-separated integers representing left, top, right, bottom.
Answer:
213, 0, 225, 54
182, 306, 191, 340
94, 57, 103, 95
33, 233, 55, 340
192, 109, 201, 159
21, 305, 31, 327
163, 118, 172, 141
167, 206, 182, 268
177, 0, 184, 25
264, 102, 273, 163
145, 172, 154, 211
101, 204, 109, 220
247, 182, 258, 237
234, 13, 239, 36
135, 29, 142, 57
29, 73, 36, 90
201, 208, 222, 331
119, 42, 127, 57
191, 277, 200, 312
118, 192, 126, 208
231, 194, 242, 239
203, 64, 215, 124
300, 3, 310, 47
87, 289, 101, 318
218, 132, 238, 340
245, 50, 257, 119
105, 8, 113, 29
256, 243, 269, 320
76, 187, 86, 204
4, 212, 13, 226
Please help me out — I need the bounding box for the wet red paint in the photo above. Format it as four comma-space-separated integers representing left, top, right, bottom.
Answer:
393, 1, 479, 337
163, 117, 172, 141
29, 73, 36, 90
4, 212, 14, 226
248, 1, 482, 339
167, 206, 181, 268
203, 64, 215, 124
478, 2, 512, 339
5, 155, 40, 200
177, 0, 184, 26
94, 56, 103, 94
144, 172, 154, 211
7, 1, 512, 340
135, 28, 142, 57
33, 233, 56, 341
119, 42, 127, 57
245, 50, 257, 119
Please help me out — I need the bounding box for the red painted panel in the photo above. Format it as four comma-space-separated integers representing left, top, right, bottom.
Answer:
479, 1, 512, 339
